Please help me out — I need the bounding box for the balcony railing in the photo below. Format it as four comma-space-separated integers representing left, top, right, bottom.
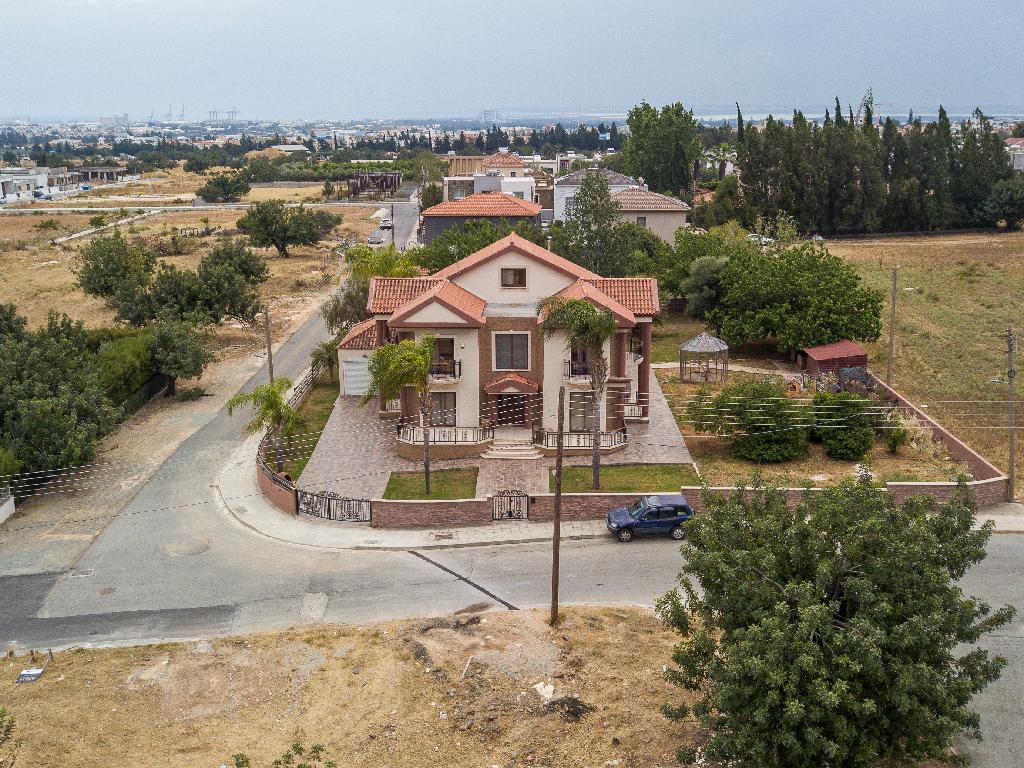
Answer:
563, 359, 591, 379
429, 359, 462, 380
540, 428, 627, 450
623, 400, 644, 419
399, 425, 494, 444
384, 398, 401, 413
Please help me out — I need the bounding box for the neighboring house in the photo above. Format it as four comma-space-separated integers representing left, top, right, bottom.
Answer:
1008, 138, 1024, 174
481, 150, 526, 177
611, 187, 690, 242
553, 167, 640, 222
337, 233, 659, 458
442, 170, 535, 203
0, 166, 81, 203
419, 191, 542, 245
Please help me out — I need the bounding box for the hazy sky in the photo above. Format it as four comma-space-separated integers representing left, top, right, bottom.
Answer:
3, 0, 1022, 121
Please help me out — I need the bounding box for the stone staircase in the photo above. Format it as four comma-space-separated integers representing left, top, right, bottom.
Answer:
481, 428, 544, 460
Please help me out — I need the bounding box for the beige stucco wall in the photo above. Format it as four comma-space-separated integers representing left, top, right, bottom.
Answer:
413, 328, 480, 428
541, 332, 611, 432
617, 210, 689, 243
451, 250, 576, 305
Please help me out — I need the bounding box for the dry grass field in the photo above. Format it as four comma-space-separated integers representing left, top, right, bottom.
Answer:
829, 231, 1024, 491
244, 184, 328, 203
1, 607, 693, 768
0, 205, 378, 333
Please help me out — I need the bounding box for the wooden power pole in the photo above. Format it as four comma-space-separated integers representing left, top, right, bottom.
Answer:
1008, 325, 1017, 502
263, 305, 274, 384
550, 386, 565, 626
887, 266, 897, 388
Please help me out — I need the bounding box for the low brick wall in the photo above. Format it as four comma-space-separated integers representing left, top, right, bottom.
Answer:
256, 465, 297, 515
870, 375, 1005, 483
371, 497, 491, 527
396, 440, 489, 461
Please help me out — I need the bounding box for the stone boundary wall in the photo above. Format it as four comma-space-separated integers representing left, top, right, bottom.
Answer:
256, 463, 297, 515
371, 498, 491, 527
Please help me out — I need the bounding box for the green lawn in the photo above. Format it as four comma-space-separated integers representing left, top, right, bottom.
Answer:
553, 463, 700, 493
283, 371, 339, 480
383, 468, 479, 500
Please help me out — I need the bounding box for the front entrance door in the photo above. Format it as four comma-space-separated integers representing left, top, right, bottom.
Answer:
494, 394, 526, 426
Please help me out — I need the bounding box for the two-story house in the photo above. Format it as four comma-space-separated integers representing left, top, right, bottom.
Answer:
337, 233, 658, 458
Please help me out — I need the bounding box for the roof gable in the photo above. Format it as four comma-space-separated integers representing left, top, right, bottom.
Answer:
554, 167, 639, 187
420, 191, 542, 218
548, 280, 636, 327
482, 151, 525, 168
388, 281, 486, 328
434, 233, 599, 281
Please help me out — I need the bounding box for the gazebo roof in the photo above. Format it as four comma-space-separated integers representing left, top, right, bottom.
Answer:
680, 332, 729, 353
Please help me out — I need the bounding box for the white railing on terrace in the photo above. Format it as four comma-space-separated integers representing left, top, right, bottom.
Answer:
399, 425, 494, 444
540, 428, 627, 450
384, 398, 401, 412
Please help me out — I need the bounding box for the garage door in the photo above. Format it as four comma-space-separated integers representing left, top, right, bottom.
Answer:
342, 359, 369, 396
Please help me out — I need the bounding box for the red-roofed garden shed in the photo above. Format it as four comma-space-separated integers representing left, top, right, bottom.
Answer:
797, 340, 868, 376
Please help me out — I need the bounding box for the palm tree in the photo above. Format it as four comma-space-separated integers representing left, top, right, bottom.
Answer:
361, 336, 436, 494
227, 377, 304, 473
310, 339, 339, 382
539, 297, 618, 489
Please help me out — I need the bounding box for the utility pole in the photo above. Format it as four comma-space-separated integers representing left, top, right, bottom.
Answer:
263, 305, 274, 383
1008, 325, 1017, 502
550, 386, 565, 626
887, 266, 897, 388
391, 203, 396, 244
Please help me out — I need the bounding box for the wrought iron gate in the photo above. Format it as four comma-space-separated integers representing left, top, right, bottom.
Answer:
492, 489, 529, 520
296, 489, 371, 522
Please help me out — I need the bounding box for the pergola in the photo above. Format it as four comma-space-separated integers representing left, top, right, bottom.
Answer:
679, 332, 729, 383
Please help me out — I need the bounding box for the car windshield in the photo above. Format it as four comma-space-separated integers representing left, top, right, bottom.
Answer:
628, 499, 646, 518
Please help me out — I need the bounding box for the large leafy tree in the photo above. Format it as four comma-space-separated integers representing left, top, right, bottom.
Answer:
550, 171, 624, 276
195, 172, 251, 202
707, 242, 883, 353
539, 297, 618, 489
361, 336, 436, 493
237, 200, 341, 257
0, 309, 119, 474
152, 319, 215, 396
624, 101, 702, 195
227, 377, 303, 473
985, 176, 1024, 230
658, 477, 1014, 768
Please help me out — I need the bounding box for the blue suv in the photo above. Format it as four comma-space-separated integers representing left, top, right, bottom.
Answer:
606, 494, 693, 542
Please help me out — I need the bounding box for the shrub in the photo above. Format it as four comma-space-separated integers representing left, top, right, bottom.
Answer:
812, 392, 875, 460
689, 377, 808, 463
886, 422, 910, 453
93, 329, 156, 404
0, 445, 21, 478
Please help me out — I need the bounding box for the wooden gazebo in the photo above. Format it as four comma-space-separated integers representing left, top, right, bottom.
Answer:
679, 332, 729, 383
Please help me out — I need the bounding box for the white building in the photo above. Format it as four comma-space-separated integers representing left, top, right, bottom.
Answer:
337, 233, 659, 458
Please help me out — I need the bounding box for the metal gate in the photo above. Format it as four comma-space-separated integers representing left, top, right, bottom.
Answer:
492, 489, 529, 520
297, 489, 371, 522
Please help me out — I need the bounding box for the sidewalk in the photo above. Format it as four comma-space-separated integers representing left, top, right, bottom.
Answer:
216, 433, 608, 550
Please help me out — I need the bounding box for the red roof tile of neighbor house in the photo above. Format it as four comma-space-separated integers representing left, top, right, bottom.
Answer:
583, 277, 660, 316
802, 340, 868, 362
484, 372, 540, 394
434, 232, 599, 280
549, 280, 636, 327
389, 281, 486, 328
483, 151, 525, 168
367, 276, 441, 314
420, 192, 542, 219
337, 318, 377, 350
612, 187, 691, 212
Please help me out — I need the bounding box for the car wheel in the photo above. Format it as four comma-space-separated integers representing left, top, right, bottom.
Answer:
670, 525, 685, 540
617, 528, 633, 543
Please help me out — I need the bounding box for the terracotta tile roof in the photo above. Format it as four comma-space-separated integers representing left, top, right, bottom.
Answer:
484, 372, 540, 394
367, 276, 441, 314
582, 277, 660, 316
434, 232, 599, 280
337, 318, 377, 350
1006, 138, 1024, 148
549, 280, 636, 327
802, 340, 868, 362
483, 151, 525, 168
612, 187, 691, 212
693, 188, 715, 205
389, 281, 486, 328
421, 191, 542, 218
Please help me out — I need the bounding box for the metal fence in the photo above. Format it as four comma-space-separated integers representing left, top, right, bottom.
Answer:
297, 488, 371, 522
492, 489, 529, 520
541, 428, 628, 450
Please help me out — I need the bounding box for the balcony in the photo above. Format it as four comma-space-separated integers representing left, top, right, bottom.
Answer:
429, 359, 462, 380
399, 424, 493, 445
563, 359, 591, 380
539, 428, 628, 451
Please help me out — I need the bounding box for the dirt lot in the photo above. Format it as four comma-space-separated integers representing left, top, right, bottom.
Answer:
0, 607, 693, 768
657, 369, 966, 486
829, 231, 1024, 490
244, 184, 329, 203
